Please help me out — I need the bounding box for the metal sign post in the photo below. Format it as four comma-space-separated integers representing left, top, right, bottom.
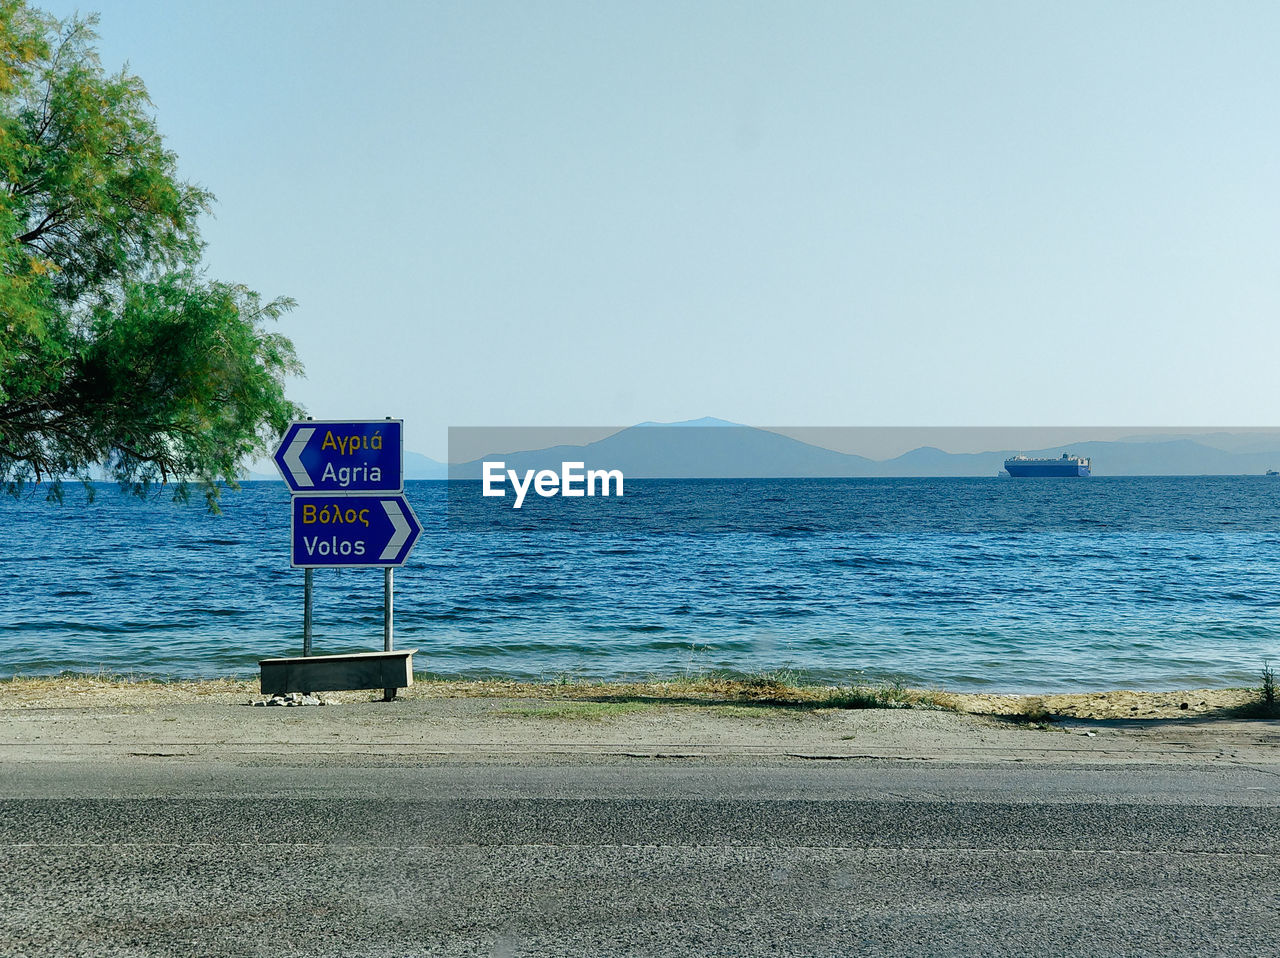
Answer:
382, 419, 395, 701
303, 568, 313, 657
383, 567, 394, 700
384, 567, 394, 652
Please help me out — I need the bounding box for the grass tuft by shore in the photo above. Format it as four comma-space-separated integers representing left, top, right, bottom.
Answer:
0, 672, 255, 701
419, 672, 959, 712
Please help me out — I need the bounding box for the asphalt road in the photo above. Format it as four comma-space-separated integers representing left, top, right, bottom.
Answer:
1, 759, 1278, 957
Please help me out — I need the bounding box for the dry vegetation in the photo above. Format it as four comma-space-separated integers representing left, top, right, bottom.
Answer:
0, 670, 1266, 720
946, 687, 1259, 721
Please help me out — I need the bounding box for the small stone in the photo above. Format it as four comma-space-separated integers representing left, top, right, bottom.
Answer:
301, 695, 321, 706
1180, 702, 1189, 710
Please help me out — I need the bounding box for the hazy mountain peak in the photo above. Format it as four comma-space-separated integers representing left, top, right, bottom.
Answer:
633, 416, 742, 428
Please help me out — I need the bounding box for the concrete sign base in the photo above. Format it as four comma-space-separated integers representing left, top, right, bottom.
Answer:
259, 649, 416, 696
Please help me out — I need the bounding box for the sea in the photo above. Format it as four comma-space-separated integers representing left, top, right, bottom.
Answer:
3, 477, 1279, 693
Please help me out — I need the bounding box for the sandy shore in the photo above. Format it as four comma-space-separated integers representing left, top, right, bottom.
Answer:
0, 674, 1264, 720
0, 675, 1274, 769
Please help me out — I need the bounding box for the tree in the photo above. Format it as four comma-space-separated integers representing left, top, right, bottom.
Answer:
0, 0, 302, 510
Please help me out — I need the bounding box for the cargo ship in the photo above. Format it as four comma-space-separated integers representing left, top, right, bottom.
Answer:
1003, 453, 1091, 477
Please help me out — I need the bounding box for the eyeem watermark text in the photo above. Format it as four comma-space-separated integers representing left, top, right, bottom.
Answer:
482, 462, 624, 509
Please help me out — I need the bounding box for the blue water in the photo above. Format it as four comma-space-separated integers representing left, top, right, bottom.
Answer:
3, 478, 1279, 692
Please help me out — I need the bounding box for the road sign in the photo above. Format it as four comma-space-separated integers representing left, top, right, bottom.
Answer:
290, 495, 422, 568
273, 420, 403, 493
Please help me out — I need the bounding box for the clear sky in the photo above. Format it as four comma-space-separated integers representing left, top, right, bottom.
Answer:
39, 0, 1280, 459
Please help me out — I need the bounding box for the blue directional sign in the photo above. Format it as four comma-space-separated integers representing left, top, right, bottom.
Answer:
290, 495, 422, 568
273, 420, 403, 493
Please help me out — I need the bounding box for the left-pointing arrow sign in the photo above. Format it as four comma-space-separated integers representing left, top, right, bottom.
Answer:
282, 427, 314, 487
291, 494, 422, 568
272, 420, 403, 493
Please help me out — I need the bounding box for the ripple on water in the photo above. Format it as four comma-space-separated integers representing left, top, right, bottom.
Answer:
3, 478, 1280, 689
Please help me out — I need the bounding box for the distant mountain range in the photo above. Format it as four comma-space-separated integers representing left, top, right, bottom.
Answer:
245, 420, 1280, 480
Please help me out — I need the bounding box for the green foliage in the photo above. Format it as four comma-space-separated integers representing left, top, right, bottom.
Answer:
0, 2, 301, 510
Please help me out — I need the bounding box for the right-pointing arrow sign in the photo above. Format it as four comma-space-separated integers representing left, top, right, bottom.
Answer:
380, 498, 411, 560
290, 494, 423, 568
